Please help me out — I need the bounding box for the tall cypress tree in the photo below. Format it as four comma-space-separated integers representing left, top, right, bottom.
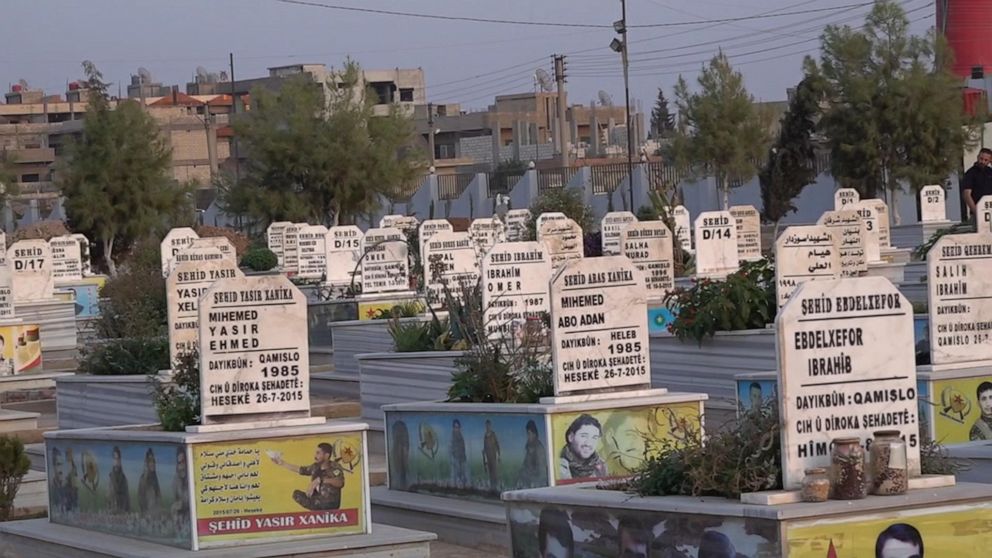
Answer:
650, 88, 675, 139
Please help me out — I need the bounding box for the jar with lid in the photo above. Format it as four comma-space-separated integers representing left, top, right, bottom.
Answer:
831, 437, 866, 500
870, 430, 908, 495
801, 468, 830, 502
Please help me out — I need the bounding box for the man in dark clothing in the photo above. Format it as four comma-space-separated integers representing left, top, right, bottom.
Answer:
961, 147, 992, 220
271, 442, 345, 510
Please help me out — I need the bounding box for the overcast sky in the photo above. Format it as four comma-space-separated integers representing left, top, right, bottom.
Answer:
1, 0, 934, 113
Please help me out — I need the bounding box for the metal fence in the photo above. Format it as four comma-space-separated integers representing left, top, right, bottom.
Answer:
645, 161, 690, 191
436, 173, 475, 201
537, 167, 578, 193
591, 163, 629, 195
486, 169, 526, 198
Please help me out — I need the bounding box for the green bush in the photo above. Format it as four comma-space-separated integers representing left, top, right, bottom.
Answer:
631, 400, 780, 498
663, 259, 776, 344
151, 351, 200, 432
369, 300, 425, 320
0, 435, 31, 521
240, 246, 278, 271
79, 337, 169, 376
524, 187, 594, 241
96, 241, 167, 339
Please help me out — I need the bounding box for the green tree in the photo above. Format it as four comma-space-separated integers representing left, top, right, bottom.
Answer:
674, 52, 771, 210
58, 61, 190, 276
812, 0, 975, 223
524, 187, 594, 241
0, 151, 20, 208
650, 88, 675, 139
759, 72, 825, 237
227, 61, 425, 227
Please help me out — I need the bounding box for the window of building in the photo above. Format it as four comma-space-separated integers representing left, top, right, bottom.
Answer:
399, 88, 414, 102
369, 82, 396, 105
437, 144, 454, 159
20, 174, 40, 183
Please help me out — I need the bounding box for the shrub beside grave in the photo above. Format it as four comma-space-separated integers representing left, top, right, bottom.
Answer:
150, 351, 200, 432
78, 337, 169, 376
524, 188, 594, 241
239, 245, 278, 271
663, 259, 776, 344
0, 435, 31, 521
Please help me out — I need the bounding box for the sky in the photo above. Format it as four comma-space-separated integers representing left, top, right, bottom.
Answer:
1, 0, 935, 114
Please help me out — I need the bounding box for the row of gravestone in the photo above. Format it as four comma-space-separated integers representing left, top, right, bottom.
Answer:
0, 234, 94, 321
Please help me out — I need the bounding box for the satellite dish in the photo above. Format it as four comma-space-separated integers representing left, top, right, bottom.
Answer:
138, 67, 152, 82
535, 68, 554, 92
598, 90, 614, 107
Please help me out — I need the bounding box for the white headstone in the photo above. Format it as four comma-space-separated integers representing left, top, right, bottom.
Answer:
868, 199, 891, 250
361, 240, 409, 294
671, 205, 693, 254
927, 232, 992, 365
535, 212, 568, 241
0, 264, 13, 321
325, 226, 363, 286
280, 223, 304, 274
834, 188, 860, 210
729, 205, 761, 262
817, 210, 868, 278
160, 227, 199, 277
166, 258, 243, 366
295, 225, 328, 279
363, 227, 404, 248
852, 202, 882, 263
49, 235, 83, 283
380, 215, 419, 237
468, 217, 506, 260
10, 239, 54, 303
198, 274, 310, 424
550, 256, 649, 395
920, 185, 947, 223
777, 277, 920, 490
169, 246, 227, 277
71, 234, 92, 276
189, 237, 236, 267
774, 226, 841, 309
620, 221, 674, 300
482, 241, 552, 341
419, 219, 453, 262
978, 196, 992, 233
693, 211, 739, 278
423, 231, 480, 307
266, 221, 292, 268
504, 209, 531, 242
600, 211, 637, 256
540, 218, 584, 270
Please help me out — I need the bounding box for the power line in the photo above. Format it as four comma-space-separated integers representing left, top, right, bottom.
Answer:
272, 0, 877, 29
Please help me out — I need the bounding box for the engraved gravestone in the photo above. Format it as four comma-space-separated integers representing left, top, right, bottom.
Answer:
49, 235, 83, 283
280, 223, 304, 274
920, 185, 947, 223
266, 221, 292, 268
777, 277, 920, 490
774, 226, 841, 309
504, 209, 531, 242
817, 210, 868, 278
536, 212, 568, 241
540, 218, 584, 270
481, 241, 551, 341
325, 226, 363, 286
729, 205, 761, 262
423, 231, 479, 307
160, 227, 199, 277
672, 205, 692, 254
693, 211, 739, 278
198, 274, 310, 424
468, 217, 506, 260
167, 258, 243, 366
361, 229, 409, 294
620, 221, 674, 300
834, 188, 860, 210
852, 202, 882, 263
927, 232, 992, 365
10, 239, 54, 302
295, 225, 328, 279
419, 219, 453, 263
550, 256, 649, 395
600, 211, 637, 256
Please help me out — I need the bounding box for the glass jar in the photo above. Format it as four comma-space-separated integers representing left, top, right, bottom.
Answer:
801, 468, 831, 502
870, 430, 908, 495
831, 437, 866, 500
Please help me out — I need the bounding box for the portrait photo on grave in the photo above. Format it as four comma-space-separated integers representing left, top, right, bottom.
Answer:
931, 375, 992, 443
737, 379, 778, 413
193, 432, 366, 545
46, 439, 191, 548
385, 412, 549, 499
786, 502, 992, 557
507, 502, 779, 558
550, 403, 701, 485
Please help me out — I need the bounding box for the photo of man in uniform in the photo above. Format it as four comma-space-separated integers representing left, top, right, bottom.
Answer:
969, 382, 992, 441
875, 523, 923, 558
449, 419, 468, 488
482, 420, 501, 491
604, 411, 651, 475
271, 442, 345, 510
559, 414, 607, 481
749, 382, 763, 410
519, 419, 547, 488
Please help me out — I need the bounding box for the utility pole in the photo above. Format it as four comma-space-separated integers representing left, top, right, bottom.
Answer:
611, 1, 635, 211
553, 55, 570, 167
427, 102, 436, 168
229, 52, 241, 185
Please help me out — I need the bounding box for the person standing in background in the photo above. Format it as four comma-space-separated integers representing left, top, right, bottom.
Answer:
961, 147, 992, 221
